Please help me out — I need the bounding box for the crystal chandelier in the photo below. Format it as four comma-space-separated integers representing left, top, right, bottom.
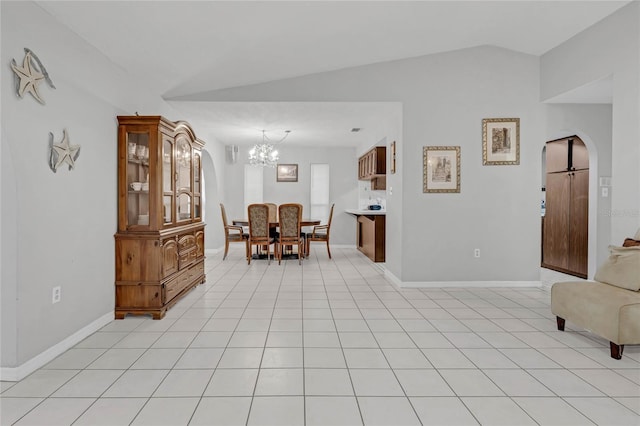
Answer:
248, 129, 290, 167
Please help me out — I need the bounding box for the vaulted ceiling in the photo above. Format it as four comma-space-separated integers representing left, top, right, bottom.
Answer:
37, 1, 628, 147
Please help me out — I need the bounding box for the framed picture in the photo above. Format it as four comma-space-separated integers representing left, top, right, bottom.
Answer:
390, 141, 396, 174
423, 146, 460, 193
482, 118, 520, 165
277, 163, 298, 182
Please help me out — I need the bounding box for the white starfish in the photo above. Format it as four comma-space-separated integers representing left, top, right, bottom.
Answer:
52, 130, 80, 171
11, 51, 45, 104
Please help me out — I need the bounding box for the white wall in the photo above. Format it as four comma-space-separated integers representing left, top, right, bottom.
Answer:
541, 1, 640, 243
0, 2, 212, 374
188, 46, 545, 284
223, 145, 357, 246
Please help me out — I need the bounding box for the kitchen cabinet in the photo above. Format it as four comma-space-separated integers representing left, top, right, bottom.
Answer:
114, 116, 206, 319
358, 146, 386, 190
356, 214, 385, 262
542, 136, 588, 278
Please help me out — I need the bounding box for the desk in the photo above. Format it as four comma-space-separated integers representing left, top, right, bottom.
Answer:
233, 219, 320, 260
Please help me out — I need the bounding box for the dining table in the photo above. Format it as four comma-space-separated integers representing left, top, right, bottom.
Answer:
232, 218, 321, 260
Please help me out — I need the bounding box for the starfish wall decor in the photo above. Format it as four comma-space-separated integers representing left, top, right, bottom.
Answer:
49, 129, 80, 172
10, 48, 55, 105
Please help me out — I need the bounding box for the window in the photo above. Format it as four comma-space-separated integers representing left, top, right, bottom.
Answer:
310, 164, 330, 223
244, 165, 263, 214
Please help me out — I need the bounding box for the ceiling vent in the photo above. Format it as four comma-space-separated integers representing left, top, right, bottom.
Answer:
351, 128, 362, 132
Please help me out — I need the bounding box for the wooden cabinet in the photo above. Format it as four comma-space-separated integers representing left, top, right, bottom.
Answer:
115, 116, 206, 319
358, 147, 386, 190
542, 136, 588, 278
356, 215, 385, 262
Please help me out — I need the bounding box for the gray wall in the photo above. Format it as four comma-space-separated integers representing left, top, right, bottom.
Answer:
222, 145, 358, 246
541, 2, 639, 243
1, 2, 183, 369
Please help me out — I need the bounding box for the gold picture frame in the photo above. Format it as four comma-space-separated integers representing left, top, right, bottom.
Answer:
482, 118, 520, 165
423, 146, 460, 193
276, 163, 298, 182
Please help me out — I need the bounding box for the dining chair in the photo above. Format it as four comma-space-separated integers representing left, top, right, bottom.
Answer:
247, 203, 276, 265
306, 203, 334, 259
277, 203, 304, 265
220, 203, 248, 260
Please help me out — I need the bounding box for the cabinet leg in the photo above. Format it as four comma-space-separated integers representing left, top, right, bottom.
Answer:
610, 342, 624, 360
556, 316, 565, 331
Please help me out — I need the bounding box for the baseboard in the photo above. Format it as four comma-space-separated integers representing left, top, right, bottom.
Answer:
0, 311, 113, 382
383, 270, 541, 288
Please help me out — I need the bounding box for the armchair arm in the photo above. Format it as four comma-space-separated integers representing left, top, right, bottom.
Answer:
311, 224, 328, 237
225, 225, 245, 235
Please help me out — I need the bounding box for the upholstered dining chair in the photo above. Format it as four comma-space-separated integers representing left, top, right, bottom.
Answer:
220, 203, 248, 260
277, 203, 304, 265
306, 203, 334, 259
247, 203, 276, 265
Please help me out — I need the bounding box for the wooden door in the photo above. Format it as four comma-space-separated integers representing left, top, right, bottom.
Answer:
545, 140, 568, 173
542, 172, 570, 270
571, 138, 589, 171
568, 170, 589, 277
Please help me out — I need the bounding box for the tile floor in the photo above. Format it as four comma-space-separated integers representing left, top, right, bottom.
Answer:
1, 247, 639, 425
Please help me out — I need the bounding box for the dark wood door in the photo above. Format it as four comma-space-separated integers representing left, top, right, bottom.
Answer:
568, 170, 589, 277
546, 140, 569, 173
543, 172, 570, 270
571, 139, 589, 171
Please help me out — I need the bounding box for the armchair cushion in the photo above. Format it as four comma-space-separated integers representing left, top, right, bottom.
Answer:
594, 245, 640, 291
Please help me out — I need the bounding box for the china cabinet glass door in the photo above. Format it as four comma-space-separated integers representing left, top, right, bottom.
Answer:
176, 136, 192, 222
126, 131, 150, 228
194, 151, 201, 219
162, 136, 174, 225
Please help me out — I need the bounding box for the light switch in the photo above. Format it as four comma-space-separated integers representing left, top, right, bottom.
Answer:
602, 187, 608, 197
389, 186, 393, 195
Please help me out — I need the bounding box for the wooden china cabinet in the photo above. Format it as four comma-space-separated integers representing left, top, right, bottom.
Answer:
114, 116, 205, 319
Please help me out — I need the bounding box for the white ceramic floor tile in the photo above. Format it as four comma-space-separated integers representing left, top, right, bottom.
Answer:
461, 397, 537, 425
615, 397, 640, 415
102, 369, 169, 397
203, 368, 259, 396
112, 332, 162, 348
410, 396, 479, 425
130, 348, 184, 369
43, 348, 106, 369
86, 348, 146, 369
512, 397, 596, 425
527, 369, 604, 396
52, 369, 123, 397
254, 368, 304, 395
305, 369, 354, 396
13, 398, 94, 426
395, 369, 454, 396
537, 347, 606, 368
247, 396, 305, 426
565, 397, 640, 425
217, 347, 264, 368
350, 369, 404, 396
261, 347, 303, 368
498, 348, 561, 369
460, 348, 519, 369
343, 348, 389, 368
357, 396, 421, 425
73, 398, 148, 426
383, 348, 432, 369
305, 396, 362, 426
570, 368, 640, 397
189, 331, 233, 348
304, 348, 347, 368
443, 333, 492, 349
0, 397, 44, 425
189, 397, 252, 425
483, 369, 553, 396
304, 331, 341, 347
228, 331, 268, 347
476, 332, 529, 348
150, 331, 198, 348
74, 332, 128, 348
130, 397, 199, 426
153, 369, 213, 397
173, 347, 224, 369
420, 349, 475, 369
2, 370, 78, 397
408, 332, 454, 348
439, 370, 504, 396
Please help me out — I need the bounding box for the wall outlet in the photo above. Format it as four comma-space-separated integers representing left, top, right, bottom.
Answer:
52, 286, 61, 304
474, 248, 481, 258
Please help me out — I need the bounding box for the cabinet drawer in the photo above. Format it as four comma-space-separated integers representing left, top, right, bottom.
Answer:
163, 274, 190, 303
179, 247, 197, 269
178, 234, 196, 252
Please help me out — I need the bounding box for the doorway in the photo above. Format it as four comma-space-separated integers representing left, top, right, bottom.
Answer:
541, 136, 589, 279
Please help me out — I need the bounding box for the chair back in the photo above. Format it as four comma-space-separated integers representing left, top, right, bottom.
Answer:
220, 203, 229, 227
326, 203, 335, 231
265, 203, 278, 224
278, 203, 302, 240
248, 204, 270, 239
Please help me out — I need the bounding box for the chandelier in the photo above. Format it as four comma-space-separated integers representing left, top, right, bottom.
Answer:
248, 129, 290, 167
